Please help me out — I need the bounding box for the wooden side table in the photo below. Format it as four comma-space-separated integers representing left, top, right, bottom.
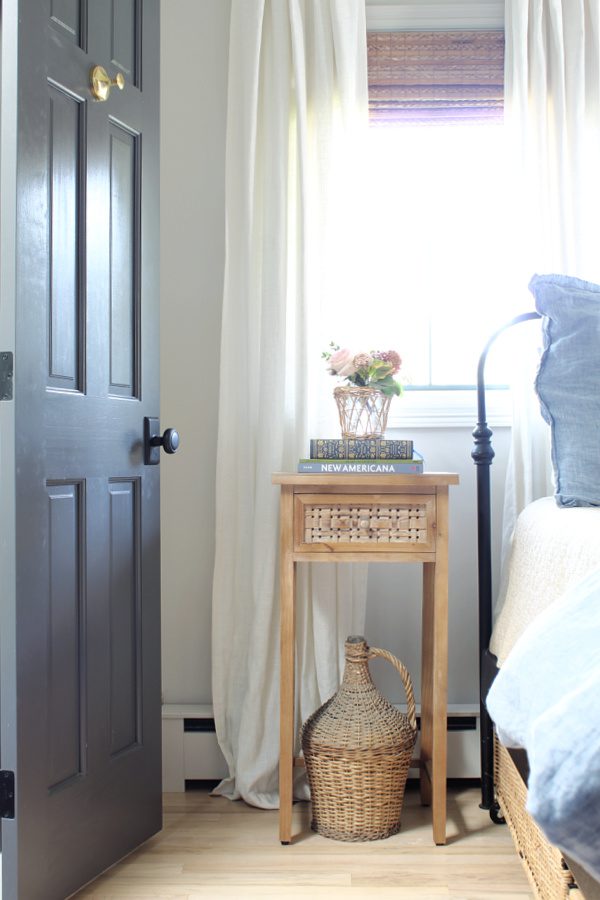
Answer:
272, 472, 459, 846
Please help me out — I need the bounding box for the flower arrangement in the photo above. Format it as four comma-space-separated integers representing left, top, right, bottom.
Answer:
323, 343, 403, 397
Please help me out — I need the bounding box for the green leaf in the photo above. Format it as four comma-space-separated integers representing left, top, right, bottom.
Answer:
369, 359, 390, 373
376, 377, 402, 397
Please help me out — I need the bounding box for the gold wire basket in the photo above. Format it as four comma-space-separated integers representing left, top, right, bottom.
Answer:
334, 386, 392, 439
301, 636, 417, 842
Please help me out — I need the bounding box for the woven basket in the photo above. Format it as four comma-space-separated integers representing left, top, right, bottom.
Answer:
301, 636, 417, 842
495, 738, 580, 899
334, 386, 392, 439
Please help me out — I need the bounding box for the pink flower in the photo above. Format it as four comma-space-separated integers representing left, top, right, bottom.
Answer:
328, 348, 357, 378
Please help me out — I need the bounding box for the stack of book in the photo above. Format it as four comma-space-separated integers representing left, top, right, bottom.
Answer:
298, 438, 424, 474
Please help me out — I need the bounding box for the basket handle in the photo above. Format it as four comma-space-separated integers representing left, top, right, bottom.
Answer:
369, 647, 417, 734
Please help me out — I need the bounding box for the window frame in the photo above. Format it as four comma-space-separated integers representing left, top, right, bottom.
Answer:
387, 386, 511, 429
365, 0, 507, 425
365, 1, 504, 34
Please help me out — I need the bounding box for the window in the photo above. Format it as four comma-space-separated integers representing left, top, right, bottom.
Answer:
359, 25, 522, 402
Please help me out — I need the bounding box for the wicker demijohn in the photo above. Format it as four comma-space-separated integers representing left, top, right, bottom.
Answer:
301, 636, 417, 842
334, 385, 392, 439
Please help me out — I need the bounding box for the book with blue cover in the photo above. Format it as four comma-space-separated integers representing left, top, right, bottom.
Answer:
310, 438, 413, 459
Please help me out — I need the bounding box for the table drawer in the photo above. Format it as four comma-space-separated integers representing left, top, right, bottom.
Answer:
294, 493, 436, 553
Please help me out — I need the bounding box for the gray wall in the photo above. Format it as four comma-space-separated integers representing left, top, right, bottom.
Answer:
159, 0, 511, 708
160, 0, 230, 702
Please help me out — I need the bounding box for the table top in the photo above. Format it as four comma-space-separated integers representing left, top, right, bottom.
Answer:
272, 472, 459, 487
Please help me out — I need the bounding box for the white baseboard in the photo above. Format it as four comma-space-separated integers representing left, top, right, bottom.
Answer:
162, 704, 227, 792
162, 704, 480, 792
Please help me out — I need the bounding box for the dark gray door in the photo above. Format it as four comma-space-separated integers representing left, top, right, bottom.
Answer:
1, 2, 162, 898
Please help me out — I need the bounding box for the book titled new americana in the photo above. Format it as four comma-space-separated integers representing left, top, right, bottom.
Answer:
298, 452, 423, 474
310, 438, 413, 460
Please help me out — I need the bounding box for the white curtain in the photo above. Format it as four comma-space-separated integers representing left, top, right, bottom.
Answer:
211, 0, 369, 809
502, 0, 600, 549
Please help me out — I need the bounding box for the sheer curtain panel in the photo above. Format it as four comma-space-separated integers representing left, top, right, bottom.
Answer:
502, 0, 600, 549
211, 0, 369, 809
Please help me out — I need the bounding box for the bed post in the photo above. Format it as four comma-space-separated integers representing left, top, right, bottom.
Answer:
471, 312, 541, 813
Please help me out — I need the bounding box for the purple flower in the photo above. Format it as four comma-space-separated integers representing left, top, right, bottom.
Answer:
372, 350, 402, 375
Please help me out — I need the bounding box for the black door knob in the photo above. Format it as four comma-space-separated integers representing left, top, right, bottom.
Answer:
144, 417, 180, 465
151, 427, 180, 454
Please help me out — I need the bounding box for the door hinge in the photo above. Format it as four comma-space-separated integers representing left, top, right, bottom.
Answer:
0, 351, 14, 401
0, 770, 15, 818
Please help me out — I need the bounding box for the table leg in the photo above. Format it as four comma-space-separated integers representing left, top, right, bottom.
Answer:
279, 488, 296, 844
421, 489, 449, 845
421, 560, 449, 844
431, 559, 448, 846
420, 561, 434, 809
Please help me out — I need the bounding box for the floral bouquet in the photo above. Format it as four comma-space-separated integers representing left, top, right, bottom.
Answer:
323, 344, 403, 397
322, 343, 403, 438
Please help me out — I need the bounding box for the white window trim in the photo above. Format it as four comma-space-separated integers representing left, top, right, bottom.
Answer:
386, 388, 511, 430
366, 1, 504, 32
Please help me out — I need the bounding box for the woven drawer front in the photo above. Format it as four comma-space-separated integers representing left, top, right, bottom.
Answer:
304, 503, 428, 544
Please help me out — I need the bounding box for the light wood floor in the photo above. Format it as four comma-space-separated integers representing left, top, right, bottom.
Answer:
76, 783, 533, 899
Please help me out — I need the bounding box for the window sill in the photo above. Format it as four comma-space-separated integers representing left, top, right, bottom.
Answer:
365, 2, 504, 32
387, 388, 512, 429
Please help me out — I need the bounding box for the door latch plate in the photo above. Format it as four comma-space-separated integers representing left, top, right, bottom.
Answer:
0, 351, 13, 401
144, 416, 160, 466
0, 770, 15, 818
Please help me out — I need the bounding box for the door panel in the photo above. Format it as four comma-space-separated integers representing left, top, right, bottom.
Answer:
48, 83, 85, 391
1, 1, 162, 898
50, 0, 84, 47
47, 480, 86, 790
111, 0, 141, 85
109, 123, 140, 398
108, 477, 142, 756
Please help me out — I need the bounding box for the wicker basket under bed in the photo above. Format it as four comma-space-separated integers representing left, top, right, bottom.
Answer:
495, 738, 584, 899
301, 636, 417, 842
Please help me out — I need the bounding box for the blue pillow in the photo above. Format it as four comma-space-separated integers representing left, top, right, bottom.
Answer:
529, 273, 600, 508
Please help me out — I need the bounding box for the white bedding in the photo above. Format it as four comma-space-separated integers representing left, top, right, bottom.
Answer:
487, 497, 600, 883
490, 496, 600, 664
487, 567, 600, 881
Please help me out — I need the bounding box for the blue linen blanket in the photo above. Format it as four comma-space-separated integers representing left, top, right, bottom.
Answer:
486, 567, 600, 882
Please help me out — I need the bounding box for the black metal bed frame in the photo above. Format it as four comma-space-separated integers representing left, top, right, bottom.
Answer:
471, 311, 541, 816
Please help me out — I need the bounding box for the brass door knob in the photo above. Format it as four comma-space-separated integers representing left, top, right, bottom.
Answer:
90, 65, 125, 102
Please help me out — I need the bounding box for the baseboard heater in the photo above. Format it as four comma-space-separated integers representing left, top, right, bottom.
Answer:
184, 717, 217, 733
184, 715, 476, 733
162, 704, 480, 792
